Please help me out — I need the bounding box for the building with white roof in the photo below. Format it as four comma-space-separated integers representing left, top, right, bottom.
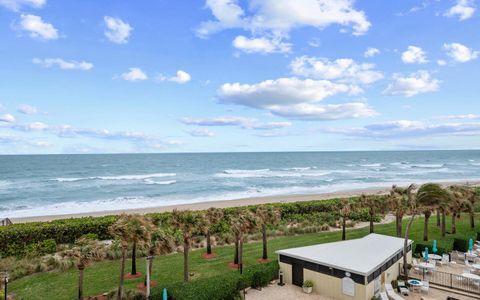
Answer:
276, 233, 413, 300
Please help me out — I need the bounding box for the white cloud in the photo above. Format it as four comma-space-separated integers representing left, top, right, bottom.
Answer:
0, 113, 15, 123
120, 68, 148, 81
383, 71, 439, 97
0, 0, 45, 11
104, 16, 132, 44
180, 116, 292, 130
17, 104, 38, 115
401, 46, 428, 64
437, 59, 447, 66
186, 128, 215, 137
325, 120, 480, 138
267, 102, 376, 121
232, 35, 291, 54
443, 43, 479, 63
438, 113, 480, 120
444, 0, 475, 21
32, 58, 93, 70
364, 47, 380, 58
290, 56, 383, 84
157, 70, 191, 84
11, 121, 48, 130
18, 14, 58, 40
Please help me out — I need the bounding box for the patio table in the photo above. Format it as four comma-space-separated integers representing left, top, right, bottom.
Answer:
407, 279, 423, 292
428, 254, 442, 260
417, 262, 435, 270
462, 273, 480, 281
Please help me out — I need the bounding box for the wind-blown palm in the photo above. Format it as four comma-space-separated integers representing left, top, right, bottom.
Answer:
255, 205, 280, 260
170, 209, 202, 282
65, 237, 105, 300
449, 185, 473, 234
389, 184, 414, 237
339, 199, 356, 240
230, 208, 257, 274
203, 207, 223, 256
109, 214, 153, 299
144, 224, 174, 287
359, 194, 383, 233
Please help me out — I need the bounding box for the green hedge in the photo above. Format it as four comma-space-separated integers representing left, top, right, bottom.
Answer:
453, 238, 470, 252
414, 242, 450, 255
151, 261, 279, 300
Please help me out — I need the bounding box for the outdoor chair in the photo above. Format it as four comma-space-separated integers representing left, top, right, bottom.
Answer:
385, 283, 405, 300
420, 281, 429, 294
379, 292, 389, 300
397, 281, 409, 296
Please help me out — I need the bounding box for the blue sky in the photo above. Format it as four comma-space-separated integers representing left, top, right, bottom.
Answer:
0, 0, 479, 154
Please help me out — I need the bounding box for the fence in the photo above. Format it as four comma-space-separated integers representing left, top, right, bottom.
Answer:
400, 263, 480, 295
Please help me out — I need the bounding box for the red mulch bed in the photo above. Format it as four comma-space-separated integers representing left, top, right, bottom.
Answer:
137, 281, 157, 290
125, 272, 143, 279
256, 258, 271, 264
228, 262, 239, 269
202, 252, 217, 259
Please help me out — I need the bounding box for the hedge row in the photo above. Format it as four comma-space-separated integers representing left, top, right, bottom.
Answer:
0, 197, 376, 257
414, 242, 449, 256
150, 261, 279, 300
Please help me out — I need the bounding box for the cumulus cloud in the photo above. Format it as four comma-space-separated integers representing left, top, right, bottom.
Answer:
401, 46, 428, 64
186, 128, 215, 137
0, 114, 15, 123
443, 43, 479, 63
104, 16, 132, 44
325, 120, 480, 138
267, 102, 376, 120
18, 14, 58, 40
11, 121, 48, 130
383, 71, 439, 97
32, 58, 93, 70
0, 0, 45, 11
17, 104, 38, 115
232, 35, 291, 54
181, 116, 292, 130
120, 68, 148, 81
290, 56, 383, 84
364, 47, 380, 58
444, 0, 475, 21
437, 59, 447, 66
158, 70, 191, 84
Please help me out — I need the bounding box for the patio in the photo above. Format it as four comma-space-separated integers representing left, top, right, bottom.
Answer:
245, 283, 478, 300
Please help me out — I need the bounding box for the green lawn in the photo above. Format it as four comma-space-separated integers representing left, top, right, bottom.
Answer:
9, 214, 480, 300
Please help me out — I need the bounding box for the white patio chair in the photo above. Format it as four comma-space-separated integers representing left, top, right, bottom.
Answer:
385, 283, 405, 300
420, 281, 429, 294
379, 292, 389, 300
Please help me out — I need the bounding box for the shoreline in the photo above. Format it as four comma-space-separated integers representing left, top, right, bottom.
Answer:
9, 179, 479, 223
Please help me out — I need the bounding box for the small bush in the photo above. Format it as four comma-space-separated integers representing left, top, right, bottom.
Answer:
453, 238, 469, 252
303, 280, 314, 288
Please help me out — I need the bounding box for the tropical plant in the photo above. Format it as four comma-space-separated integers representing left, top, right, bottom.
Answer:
389, 185, 414, 237
359, 194, 383, 233
65, 237, 105, 300
339, 199, 356, 240
422, 209, 432, 241
144, 224, 174, 287
203, 207, 223, 256
449, 186, 473, 234
255, 205, 280, 260
128, 215, 154, 276
109, 214, 153, 299
170, 209, 203, 282
230, 208, 257, 274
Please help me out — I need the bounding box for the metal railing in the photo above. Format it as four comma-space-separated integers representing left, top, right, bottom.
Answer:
400, 263, 480, 294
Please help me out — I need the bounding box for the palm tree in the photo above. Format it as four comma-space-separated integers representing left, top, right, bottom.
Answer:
339, 199, 355, 240
449, 186, 473, 234
359, 194, 383, 233
450, 185, 478, 229
230, 208, 257, 274
144, 224, 174, 287
170, 209, 202, 282
203, 207, 223, 257
109, 214, 152, 299
389, 185, 414, 237
66, 237, 105, 300
422, 209, 432, 241
255, 205, 280, 260
128, 215, 154, 277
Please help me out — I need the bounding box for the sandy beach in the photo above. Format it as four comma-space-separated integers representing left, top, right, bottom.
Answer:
9, 179, 479, 224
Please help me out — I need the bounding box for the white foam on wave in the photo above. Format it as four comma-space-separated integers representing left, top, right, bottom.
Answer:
471, 163, 480, 166
54, 173, 176, 182
0, 180, 12, 189
360, 163, 382, 167
217, 168, 332, 178
409, 163, 444, 168
282, 167, 316, 171
143, 179, 176, 185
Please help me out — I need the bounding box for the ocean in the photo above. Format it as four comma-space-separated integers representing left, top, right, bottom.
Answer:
0, 150, 479, 218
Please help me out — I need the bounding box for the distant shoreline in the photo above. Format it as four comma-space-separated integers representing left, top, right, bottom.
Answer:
9, 179, 479, 224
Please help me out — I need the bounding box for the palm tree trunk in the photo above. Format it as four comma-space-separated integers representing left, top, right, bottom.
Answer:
131, 241, 137, 275
239, 235, 244, 274
441, 210, 446, 237
78, 266, 85, 300
183, 237, 189, 282
117, 247, 127, 300
423, 214, 430, 241
470, 211, 475, 229
262, 224, 268, 260
452, 213, 457, 234
403, 214, 416, 278
396, 213, 402, 237
234, 236, 239, 264
342, 216, 346, 240
436, 209, 440, 227
206, 231, 212, 255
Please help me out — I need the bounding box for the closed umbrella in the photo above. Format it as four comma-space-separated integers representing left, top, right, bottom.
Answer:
432, 240, 437, 253
469, 239, 473, 253
163, 288, 168, 300
424, 247, 429, 262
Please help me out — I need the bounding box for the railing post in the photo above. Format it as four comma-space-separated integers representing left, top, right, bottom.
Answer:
450, 273, 452, 289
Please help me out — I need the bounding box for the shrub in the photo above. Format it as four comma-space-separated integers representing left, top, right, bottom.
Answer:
453, 238, 469, 252
303, 280, 314, 288
81, 233, 99, 240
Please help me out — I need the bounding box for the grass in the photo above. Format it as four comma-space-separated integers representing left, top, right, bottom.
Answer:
9, 214, 480, 300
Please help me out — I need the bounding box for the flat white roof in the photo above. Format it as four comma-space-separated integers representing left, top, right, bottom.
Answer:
276, 233, 413, 276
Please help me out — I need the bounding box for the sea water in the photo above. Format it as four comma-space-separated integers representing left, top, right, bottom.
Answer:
0, 150, 479, 218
